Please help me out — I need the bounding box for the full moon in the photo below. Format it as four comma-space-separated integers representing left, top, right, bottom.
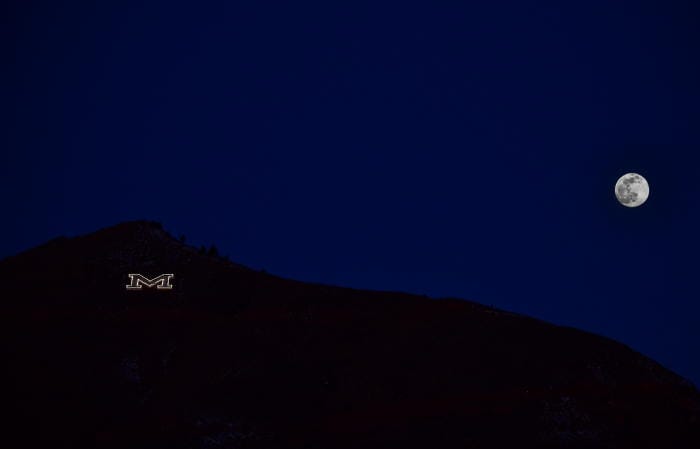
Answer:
615, 173, 650, 207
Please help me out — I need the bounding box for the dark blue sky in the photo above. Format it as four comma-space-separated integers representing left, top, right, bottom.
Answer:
3, 1, 699, 383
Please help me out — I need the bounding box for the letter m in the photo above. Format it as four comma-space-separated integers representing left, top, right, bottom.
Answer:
126, 273, 175, 290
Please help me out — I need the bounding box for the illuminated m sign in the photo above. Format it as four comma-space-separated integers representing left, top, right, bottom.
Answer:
126, 273, 174, 290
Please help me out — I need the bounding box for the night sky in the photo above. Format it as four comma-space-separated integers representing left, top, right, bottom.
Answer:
3, 1, 699, 383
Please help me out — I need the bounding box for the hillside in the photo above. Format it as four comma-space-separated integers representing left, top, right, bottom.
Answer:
0, 221, 698, 448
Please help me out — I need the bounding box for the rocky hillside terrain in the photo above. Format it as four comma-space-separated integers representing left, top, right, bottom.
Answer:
1, 221, 698, 448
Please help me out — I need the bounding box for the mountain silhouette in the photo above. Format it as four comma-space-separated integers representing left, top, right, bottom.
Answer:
1, 220, 698, 448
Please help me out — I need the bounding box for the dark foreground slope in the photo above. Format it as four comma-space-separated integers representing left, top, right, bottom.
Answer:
0, 221, 698, 449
